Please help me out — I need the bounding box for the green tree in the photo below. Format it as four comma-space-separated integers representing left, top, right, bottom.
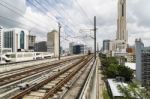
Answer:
106, 64, 119, 78
118, 65, 133, 81
118, 83, 150, 99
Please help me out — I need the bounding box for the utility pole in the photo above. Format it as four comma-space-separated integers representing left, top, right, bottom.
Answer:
94, 16, 96, 60
58, 23, 61, 60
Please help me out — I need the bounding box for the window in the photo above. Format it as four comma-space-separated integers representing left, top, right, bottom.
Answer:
122, 4, 124, 17
20, 31, 25, 49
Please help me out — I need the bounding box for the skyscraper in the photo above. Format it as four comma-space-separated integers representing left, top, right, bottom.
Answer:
115, 0, 128, 51
117, 0, 127, 42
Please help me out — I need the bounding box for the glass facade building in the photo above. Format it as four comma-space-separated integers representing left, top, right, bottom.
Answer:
3, 28, 29, 52
4, 31, 14, 51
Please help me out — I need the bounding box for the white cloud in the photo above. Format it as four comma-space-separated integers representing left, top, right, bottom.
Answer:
0, 0, 150, 48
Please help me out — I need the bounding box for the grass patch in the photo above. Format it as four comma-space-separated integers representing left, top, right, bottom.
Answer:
103, 89, 110, 99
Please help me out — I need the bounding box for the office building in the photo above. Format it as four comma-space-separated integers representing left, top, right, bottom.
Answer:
135, 39, 144, 83
141, 47, 150, 86
0, 26, 12, 56
34, 41, 47, 52
28, 35, 36, 50
73, 44, 84, 54
3, 28, 29, 52
47, 30, 59, 57
103, 40, 111, 53
135, 39, 150, 86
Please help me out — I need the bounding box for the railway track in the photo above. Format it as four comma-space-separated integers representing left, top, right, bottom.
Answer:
0, 55, 85, 86
10, 55, 94, 99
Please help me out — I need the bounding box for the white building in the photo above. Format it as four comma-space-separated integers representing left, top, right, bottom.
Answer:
47, 30, 59, 57
3, 28, 29, 52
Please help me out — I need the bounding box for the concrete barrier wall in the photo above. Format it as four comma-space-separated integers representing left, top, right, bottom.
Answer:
79, 59, 97, 99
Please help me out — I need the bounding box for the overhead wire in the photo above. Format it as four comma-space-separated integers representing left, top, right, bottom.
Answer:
44, 0, 77, 35
0, 16, 47, 34
30, 0, 76, 38
0, 0, 49, 31
74, 0, 93, 24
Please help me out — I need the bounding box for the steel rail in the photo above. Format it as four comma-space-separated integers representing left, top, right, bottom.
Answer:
0, 56, 85, 86
11, 56, 89, 99
43, 56, 93, 99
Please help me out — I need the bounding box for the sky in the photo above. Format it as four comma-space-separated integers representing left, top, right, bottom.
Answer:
0, 0, 150, 49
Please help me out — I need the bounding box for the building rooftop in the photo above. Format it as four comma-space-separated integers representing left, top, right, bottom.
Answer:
125, 62, 136, 70
107, 79, 127, 97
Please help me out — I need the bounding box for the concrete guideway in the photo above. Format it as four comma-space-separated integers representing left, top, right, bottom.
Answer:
76, 55, 105, 99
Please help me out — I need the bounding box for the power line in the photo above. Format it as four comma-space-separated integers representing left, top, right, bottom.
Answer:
0, 15, 47, 33
0, 0, 49, 31
54, 0, 78, 26
74, 0, 93, 24
26, 0, 58, 29
44, 0, 77, 35
29, 0, 77, 37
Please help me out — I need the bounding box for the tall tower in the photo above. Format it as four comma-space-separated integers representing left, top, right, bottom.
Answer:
117, 0, 127, 42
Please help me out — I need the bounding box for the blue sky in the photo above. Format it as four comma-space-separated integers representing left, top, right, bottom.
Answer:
0, 0, 150, 48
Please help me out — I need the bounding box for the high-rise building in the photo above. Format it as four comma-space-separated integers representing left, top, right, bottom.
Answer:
135, 39, 144, 83
3, 28, 29, 52
117, 0, 127, 42
34, 41, 47, 52
47, 30, 59, 57
135, 39, 150, 86
116, 0, 128, 50
28, 35, 36, 50
141, 47, 150, 86
103, 40, 111, 53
